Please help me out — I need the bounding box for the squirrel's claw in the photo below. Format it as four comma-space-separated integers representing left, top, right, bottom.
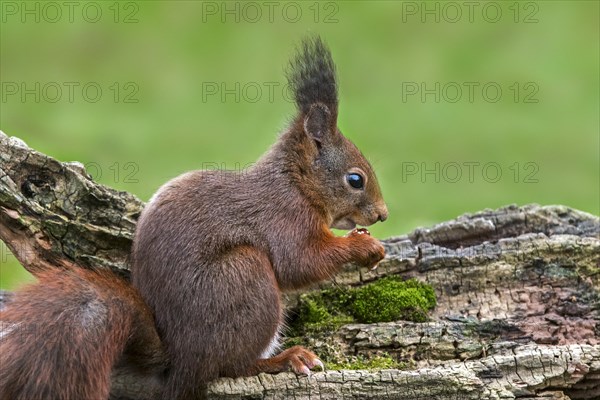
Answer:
299, 365, 311, 376
313, 359, 325, 371
298, 358, 324, 376
284, 346, 324, 376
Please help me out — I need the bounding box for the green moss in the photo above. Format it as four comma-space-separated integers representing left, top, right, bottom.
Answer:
350, 277, 437, 323
301, 298, 330, 324
287, 285, 350, 336
289, 277, 437, 336
284, 278, 437, 370
291, 294, 354, 335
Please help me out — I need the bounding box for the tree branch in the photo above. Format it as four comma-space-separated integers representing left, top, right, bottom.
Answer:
0, 131, 142, 276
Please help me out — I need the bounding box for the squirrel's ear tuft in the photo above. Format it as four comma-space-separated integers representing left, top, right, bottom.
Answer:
303, 103, 333, 143
287, 35, 338, 118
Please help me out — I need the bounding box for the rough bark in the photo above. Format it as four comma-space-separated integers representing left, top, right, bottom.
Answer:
1, 131, 598, 399
0, 131, 142, 276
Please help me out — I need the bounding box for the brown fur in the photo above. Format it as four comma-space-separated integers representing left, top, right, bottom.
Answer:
131, 37, 388, 399
0, 268, 165, 400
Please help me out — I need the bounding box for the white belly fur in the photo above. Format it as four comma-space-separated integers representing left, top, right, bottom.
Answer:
0, 322, 20, 341
260, 325, 282, 359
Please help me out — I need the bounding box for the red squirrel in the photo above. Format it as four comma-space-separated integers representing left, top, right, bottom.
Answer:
0, 36, 387, 400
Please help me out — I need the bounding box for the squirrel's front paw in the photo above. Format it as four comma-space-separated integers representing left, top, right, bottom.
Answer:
347, 229, 386, 269
347, 227, 371, 236
278, 346, 324, 376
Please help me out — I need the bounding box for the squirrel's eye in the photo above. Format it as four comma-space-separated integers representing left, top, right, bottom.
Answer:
347, 173, 364, 189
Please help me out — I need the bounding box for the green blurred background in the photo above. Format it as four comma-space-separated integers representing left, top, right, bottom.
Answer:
1, 1, 598, 289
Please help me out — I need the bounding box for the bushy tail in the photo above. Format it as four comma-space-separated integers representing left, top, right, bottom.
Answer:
0, 268, 160, 400
286, 35, 338, 116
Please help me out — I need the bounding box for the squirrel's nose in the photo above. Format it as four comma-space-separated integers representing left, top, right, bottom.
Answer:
377, 205, 388, 222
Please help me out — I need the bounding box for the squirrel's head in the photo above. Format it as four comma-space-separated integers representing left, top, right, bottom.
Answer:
285, 36, 388, 229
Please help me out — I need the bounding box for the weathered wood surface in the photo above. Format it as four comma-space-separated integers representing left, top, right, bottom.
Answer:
207, 343, 598, 399
0, 131, 142, 275
1, 131, 598, 399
